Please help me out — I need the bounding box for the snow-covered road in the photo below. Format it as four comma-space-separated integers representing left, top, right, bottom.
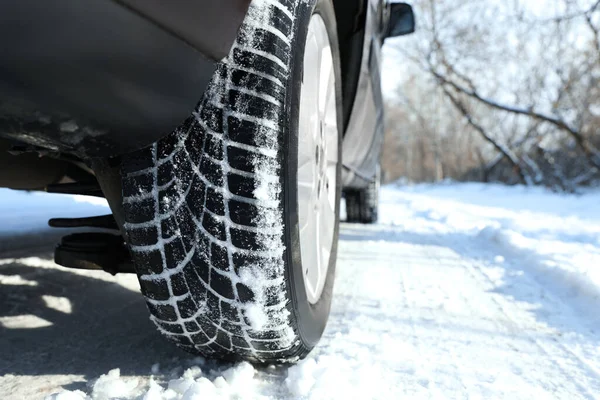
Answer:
1, 184, 599, 399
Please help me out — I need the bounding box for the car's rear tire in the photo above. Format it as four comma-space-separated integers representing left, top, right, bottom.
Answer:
345, 166, 380, 224
120, 0, 341, 363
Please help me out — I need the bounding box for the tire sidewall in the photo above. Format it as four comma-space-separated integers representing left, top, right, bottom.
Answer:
283, 0, 343, 348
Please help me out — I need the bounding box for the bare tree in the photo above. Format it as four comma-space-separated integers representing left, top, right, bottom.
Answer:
382, 0, 600, 190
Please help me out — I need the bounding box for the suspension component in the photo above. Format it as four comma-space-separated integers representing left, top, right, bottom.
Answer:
49, 214, 119, 230
42, 157, 133, 275
46, 181, 104, 197
54, 232, 135, 275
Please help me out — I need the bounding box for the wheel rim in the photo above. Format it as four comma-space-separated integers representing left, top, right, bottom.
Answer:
297, 14, 338, 305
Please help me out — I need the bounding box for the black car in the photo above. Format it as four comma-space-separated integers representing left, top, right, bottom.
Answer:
0, 0, 414, 362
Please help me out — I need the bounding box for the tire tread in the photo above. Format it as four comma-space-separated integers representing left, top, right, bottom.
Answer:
122, 0, 310, 362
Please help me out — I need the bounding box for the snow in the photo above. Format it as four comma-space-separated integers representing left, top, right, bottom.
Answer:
45, 392, 87, 400
381, 182, 600, 325
0, 188, 109, 237
43, 364, 259, 400
89, 369, 140, 400
2, 182, 600, 399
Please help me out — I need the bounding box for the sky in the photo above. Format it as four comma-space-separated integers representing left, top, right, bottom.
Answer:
381, 0, 599, 99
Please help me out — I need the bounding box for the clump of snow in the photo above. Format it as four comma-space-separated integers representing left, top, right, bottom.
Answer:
237, 264, 287, 332
285, 358, 318, 396
89, 369, 139, 400
45, 363, 259, 400
243, 303, 268, 331
140, 379, 163, 400
221, 362, 256, 389
167, 367, 203, 395
252, 179, 272, 203
45, 391, 87, 400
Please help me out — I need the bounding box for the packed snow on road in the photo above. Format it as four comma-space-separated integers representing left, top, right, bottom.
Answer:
1, 182, 599, 399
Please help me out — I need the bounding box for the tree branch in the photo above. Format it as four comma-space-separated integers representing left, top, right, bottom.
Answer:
439, 85, 530, 185
431, 70, 600, 169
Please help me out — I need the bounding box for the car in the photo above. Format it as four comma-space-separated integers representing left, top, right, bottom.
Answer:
0, 0, 415, 362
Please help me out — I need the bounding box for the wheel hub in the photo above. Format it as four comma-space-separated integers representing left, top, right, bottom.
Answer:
297, 13, 338, 304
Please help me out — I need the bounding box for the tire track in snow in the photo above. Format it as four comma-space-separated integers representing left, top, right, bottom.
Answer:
462, 251, 600, 398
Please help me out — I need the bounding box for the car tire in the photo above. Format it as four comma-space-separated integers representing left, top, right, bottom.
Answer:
345, 166, 380, 224
120, 0, 342, 363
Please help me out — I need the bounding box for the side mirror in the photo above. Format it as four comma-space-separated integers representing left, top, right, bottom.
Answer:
385, 3, 416, 39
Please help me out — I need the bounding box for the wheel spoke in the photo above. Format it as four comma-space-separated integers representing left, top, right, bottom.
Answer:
318, 48, 333, 116
325, 127, 338, 164
301, 206, 319, 295
318, 210, 333, 273
320, 192, 335, 244
298, 149, 315, 178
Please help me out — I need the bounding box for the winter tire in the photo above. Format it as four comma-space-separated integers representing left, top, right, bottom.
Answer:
345, 166, 380, 224
120, 0, 342, 363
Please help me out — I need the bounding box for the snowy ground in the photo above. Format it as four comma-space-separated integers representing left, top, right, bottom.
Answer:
1, 183, 599, 399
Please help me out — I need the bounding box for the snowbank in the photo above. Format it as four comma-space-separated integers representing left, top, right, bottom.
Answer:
382, 182, 600, 322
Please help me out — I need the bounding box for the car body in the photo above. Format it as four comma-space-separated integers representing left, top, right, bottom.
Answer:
0, 0, 412, 190
0, 0, 414, 362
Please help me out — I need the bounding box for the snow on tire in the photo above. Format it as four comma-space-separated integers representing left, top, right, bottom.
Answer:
121, 0, 341, 363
